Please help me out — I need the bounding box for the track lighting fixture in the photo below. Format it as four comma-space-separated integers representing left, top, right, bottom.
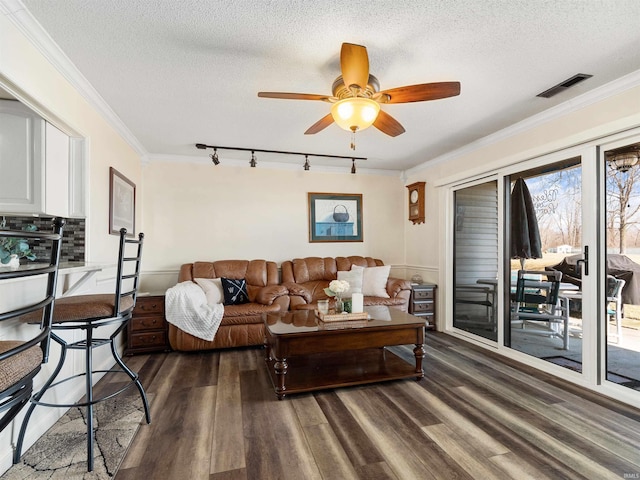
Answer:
195, 143, 365, 173
210, 148, 220, 165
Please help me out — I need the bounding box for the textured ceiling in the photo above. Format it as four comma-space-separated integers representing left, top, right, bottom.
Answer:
15, 0, 640, 171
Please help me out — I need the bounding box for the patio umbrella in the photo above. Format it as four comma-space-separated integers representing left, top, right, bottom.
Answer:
510, 177, 542, 269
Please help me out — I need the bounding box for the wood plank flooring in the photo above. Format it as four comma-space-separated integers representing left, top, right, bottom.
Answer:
115, 332, 640, 480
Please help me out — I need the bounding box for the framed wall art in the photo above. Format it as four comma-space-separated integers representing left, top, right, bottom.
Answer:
109, 167, 136, 236
308, 192, 363, 243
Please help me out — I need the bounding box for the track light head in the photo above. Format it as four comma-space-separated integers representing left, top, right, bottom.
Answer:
250, 151, 257, 168
210, 148, 220, 165
303, 155, 310, 171
351, 158, 357, 174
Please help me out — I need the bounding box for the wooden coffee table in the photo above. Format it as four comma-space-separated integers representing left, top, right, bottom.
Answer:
263, 306, 426, 399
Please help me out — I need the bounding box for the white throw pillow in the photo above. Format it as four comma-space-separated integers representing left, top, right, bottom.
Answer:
337, 269, 364, 297
194, 277, 224, 305
352, 265, 390, 298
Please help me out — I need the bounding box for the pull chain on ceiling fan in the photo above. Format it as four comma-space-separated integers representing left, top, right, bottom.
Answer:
258, 43, 461, 149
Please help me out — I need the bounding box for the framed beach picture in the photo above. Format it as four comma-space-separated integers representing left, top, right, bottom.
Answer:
109, 167, 136, 236
308, 192, 363, 243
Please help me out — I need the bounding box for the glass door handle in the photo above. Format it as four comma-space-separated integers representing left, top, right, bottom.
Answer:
576, 245, 589, 276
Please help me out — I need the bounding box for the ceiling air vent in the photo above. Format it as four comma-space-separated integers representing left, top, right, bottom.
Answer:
536, 73, 593, 98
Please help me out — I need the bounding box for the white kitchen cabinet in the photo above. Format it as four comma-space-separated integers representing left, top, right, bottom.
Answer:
0, 99, 83, 217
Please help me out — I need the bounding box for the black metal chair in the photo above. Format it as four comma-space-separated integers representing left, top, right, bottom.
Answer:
0, 218, 65, 434
15, 228, 150, 471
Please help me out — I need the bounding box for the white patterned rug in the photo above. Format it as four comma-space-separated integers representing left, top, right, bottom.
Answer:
2, 391, 146, 479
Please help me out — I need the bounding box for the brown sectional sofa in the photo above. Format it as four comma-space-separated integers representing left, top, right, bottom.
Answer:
168, 256, 411, 352
168, 260, 288, 351
282, 256, 411, 311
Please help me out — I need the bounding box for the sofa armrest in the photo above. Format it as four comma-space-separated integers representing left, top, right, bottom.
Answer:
282, 282, 313, 303
255, 285, 289, 305
386, 277, 412, 298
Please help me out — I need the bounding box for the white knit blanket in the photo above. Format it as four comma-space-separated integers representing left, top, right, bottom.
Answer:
165, 281, 224, 341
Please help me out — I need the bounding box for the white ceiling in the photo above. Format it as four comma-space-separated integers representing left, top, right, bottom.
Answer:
13, 0, 640, 171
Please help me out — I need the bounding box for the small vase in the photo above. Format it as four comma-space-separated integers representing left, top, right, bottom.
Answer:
334, 295, 344, 314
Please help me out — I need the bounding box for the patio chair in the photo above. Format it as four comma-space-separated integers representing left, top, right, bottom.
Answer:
511, 269, 569, 349
607, 275, 625, 342
455, 284, 496, 328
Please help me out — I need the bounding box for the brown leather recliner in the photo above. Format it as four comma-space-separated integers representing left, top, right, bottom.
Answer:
168, 260, 289, 351
281, 256, 411, 312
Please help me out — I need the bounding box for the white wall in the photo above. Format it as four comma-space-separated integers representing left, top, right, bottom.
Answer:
139, 160, 406, 292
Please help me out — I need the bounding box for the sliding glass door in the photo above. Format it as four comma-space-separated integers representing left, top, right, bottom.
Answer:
452, 179, 499, 342
506, 158, 584, 368
448, 134, 640, 404
603, 140, 640, 392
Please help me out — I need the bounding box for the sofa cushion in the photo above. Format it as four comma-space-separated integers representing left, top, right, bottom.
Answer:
352, 265, 391, 298
194, 278, 223, 305
221, 303, 281, 324
254, 285, 289, 305
221, 278, 249, 305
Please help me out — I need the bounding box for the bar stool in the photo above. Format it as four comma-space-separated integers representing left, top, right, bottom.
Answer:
0, 218, 65, 433
15, 228, 151, 471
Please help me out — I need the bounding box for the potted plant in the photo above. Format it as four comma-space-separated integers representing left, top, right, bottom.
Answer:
0, 218, 37, 269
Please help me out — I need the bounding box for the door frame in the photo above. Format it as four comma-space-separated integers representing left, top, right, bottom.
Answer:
444, 129, 640, 407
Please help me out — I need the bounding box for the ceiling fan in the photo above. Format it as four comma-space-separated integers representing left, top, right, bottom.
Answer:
258, 42, 461, 140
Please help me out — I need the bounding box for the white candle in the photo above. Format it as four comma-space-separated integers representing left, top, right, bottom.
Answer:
351, 292, 364, 313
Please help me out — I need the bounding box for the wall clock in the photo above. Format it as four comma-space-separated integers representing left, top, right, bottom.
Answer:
406, 181, 425, 224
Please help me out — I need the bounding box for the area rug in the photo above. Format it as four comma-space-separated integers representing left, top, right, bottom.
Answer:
1, 391, 146, 479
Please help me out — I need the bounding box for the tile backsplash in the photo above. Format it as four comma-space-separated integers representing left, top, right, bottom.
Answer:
1, 216, 85, 263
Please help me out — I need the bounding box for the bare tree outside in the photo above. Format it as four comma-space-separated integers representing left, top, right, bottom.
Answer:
606, 163, 640, 253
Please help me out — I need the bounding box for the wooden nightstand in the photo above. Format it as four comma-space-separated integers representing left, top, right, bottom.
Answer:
125, 294, 171, 355
409, 284, 437, 330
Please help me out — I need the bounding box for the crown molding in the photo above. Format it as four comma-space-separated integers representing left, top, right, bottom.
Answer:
1, 0, 148, 157
404, 68, 640, 177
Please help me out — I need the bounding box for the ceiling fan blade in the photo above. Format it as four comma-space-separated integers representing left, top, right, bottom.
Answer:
304, 114, 335, 134
378, 82, 461, 104
258, 92, 330, 101
373, 110, 406, 137
340, 43, 369, 91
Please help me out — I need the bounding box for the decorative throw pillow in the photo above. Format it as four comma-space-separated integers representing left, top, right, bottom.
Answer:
337, 268, 364, 297
352, 265, 391, 298
221, 277, 249, 305
193, 278, 223, 305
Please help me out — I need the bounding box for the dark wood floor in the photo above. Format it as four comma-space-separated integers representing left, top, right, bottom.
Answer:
115, 332, 640, 480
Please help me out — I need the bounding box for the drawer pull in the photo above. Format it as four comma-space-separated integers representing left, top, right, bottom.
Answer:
415, 290, 434, 300
414, 303, 434, 312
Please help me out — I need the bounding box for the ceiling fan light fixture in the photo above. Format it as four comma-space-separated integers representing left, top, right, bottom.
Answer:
331, 97, 380, 132
611, 151, 639, 172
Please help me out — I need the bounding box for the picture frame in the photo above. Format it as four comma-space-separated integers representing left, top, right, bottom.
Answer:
109, 167, 136, 236
308, 192, 363, 243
